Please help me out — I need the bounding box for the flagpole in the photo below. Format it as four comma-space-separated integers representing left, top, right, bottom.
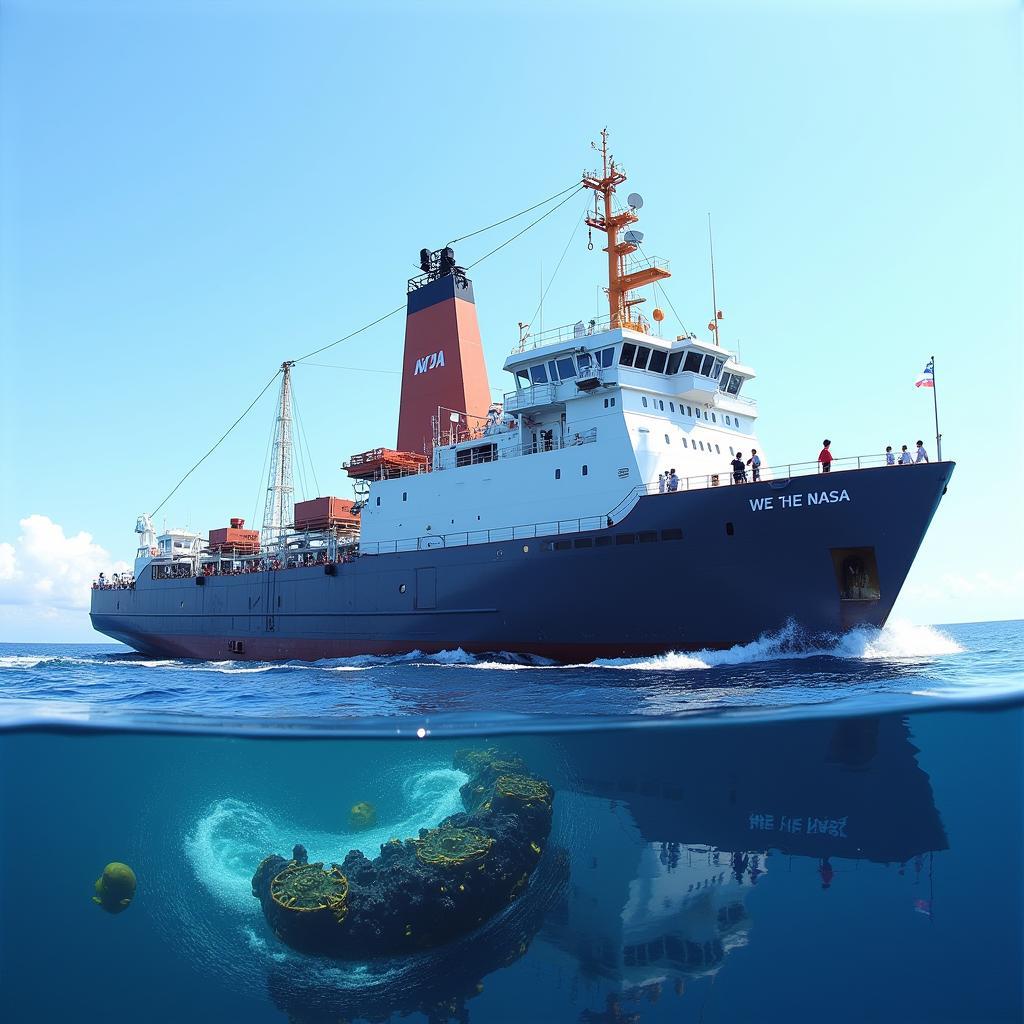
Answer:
931, 354, 942, 461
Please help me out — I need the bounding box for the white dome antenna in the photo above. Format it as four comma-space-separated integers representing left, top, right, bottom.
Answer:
626, 192, 644, 210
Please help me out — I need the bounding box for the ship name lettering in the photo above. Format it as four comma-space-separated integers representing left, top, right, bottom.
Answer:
414, 350, 446, 375
749, 489, 850, 512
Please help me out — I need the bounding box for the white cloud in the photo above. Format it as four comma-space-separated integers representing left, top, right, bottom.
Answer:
897, 566, 1024, 624
0, 515, 129, 613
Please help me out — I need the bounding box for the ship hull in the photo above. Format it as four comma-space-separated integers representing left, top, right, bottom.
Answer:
90, 464, 953, 662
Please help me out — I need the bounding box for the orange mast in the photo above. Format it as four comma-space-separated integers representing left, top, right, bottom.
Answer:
583, 129, 671, 332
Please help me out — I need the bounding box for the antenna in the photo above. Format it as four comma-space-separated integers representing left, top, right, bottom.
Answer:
708, 213, 722, 347
626, 193, 644, 210
262, 361, 296, 544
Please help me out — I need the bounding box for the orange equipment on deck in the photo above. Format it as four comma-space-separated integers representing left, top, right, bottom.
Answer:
209, 518, 260, 554
344, 448, 429, 481
292, 497, 360, 532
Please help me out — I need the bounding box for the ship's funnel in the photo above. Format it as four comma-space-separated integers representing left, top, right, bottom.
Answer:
397, 250, 491, 456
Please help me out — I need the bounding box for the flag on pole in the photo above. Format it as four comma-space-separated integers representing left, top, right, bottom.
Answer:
915, 359, 934, 388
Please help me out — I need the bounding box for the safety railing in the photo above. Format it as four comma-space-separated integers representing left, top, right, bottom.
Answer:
605, 453, 899, 522
510, 314, 613, 353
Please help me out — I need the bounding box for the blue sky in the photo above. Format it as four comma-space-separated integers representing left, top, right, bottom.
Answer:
1, 0, 1021, 641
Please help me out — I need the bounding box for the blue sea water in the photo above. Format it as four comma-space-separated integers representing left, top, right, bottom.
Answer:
1, 619, 1022, 1023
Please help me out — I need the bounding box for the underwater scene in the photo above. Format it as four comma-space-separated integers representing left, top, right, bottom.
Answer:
1, 695, 1022, 1023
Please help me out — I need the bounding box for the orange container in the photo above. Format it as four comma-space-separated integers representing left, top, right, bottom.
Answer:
293, 497, 360, 531
209, 525, 261, 553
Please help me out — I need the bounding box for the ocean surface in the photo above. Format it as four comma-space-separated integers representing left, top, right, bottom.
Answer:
1, 619, 1022, 1023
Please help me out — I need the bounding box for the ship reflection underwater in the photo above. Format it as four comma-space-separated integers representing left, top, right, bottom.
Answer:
221, 713, 949, 1023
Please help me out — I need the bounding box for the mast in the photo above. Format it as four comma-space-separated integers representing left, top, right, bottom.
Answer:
583, 128, 671, 331
262, 361, 296, 544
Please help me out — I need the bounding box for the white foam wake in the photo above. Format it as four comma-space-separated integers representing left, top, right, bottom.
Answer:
183, 766, 468, 913
587, 620, 964, 672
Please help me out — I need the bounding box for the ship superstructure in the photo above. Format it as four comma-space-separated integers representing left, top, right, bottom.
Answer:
91, 134, 954, 661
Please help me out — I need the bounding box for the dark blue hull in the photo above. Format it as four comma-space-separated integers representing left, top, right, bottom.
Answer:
90, 463, 954, 661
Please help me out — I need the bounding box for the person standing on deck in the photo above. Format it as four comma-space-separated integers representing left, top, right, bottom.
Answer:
668, 468, 679, 492
885, 446, 896, 465
915, 440, 929, 463
747, 449, 761, 482
900, 445, 913, 465
818, 439, 833, 474
658, 473, 666, 494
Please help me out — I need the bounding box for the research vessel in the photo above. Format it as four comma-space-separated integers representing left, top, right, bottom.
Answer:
91, 134, 954, 661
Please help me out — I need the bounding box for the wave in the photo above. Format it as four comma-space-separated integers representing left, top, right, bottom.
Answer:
183, 765, 469, 913
587, 620, 964, 672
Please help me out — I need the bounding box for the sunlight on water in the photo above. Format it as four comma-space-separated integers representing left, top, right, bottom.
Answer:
183, 766, 469, 913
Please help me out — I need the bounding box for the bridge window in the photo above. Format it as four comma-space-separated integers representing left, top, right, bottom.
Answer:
556, 357, 577, 379
620, 342, 637, 366
666, 351, 683, 375
516, 368, 530, 387
529, 363, 548, 384
633, 346, 651, 370
577, 352, 592, 371
598, 347, 615, 367
683, 351, 703, 373
547, 360, 559, 381
649, 349, 668, 374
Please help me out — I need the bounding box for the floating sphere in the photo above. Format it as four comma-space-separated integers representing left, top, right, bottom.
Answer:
92, 862, 137, 914
652, 308, 665, 322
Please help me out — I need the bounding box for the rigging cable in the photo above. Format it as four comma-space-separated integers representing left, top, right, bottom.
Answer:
291, 382, 321, 499
150, 367, 282, 518
446, 181, 581, 247
526, 201, 589, 335
466, 185, 587, 270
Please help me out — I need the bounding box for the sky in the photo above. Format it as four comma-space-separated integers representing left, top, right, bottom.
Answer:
0, 0, 1021, 641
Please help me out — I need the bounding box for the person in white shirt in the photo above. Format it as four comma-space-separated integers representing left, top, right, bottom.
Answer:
668, 469, 679, 492
899, 445, 913, 465
658, 473, 666, 494
885, 446, 895, 466
915, 440, 929, 463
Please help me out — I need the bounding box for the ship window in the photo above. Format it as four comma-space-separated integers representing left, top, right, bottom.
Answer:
457, 442, 497, 467
376, 497, 381, 506
704, 410, 709, 420
554, 468, 561, 479
556, 357, 577, 379
686, 406, 692, 416
669, 402, 675, 412
682, 438, 688, 448
711, 413, 716, 423
616, 534, 636, 545
683, 351, 703, 373
715, 444, 720, 454
611, 397, 616, 406
633, 346, 651, 371
661, 528, 683, 541
547, 360, 559, 381
516, 368, 530, 387
399, 583, 407, 593
658, 400, 665, 411
574, 538, 593, 548
649, 349, 668, 374
599, 347, 615, 367
402, 491, 407, 501
665, 434, 670, 444
529, 363, 548, 384
554, 540, 572, 550
620, 342, 637, 366
595, 535, 613, 547
577, 352, 592, 371
666, 351, 683, 375
726, 522, 735, 536
638, 531, 658, 543
725, 415, 731, 425
582, 465, 588, 476
712, 358, 724, 379
603, 398, 608, 408
642, 397, 648, 407
735, 418, 742, 429
699, 441, 704, 451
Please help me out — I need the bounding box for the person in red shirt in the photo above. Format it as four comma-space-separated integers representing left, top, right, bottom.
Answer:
818, 439, 833, 474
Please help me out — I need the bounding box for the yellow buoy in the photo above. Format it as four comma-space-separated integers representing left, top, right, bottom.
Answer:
92, 862, 136, 914
349, 802, 377, 829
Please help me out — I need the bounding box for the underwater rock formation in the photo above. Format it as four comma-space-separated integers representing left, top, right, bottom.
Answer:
92, 862, 137, 914
252, 748, 554, 957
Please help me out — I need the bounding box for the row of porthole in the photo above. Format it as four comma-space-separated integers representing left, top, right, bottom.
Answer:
640, 395, 743, 430
554, 466, 588, 479
664, 433, 722, 456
